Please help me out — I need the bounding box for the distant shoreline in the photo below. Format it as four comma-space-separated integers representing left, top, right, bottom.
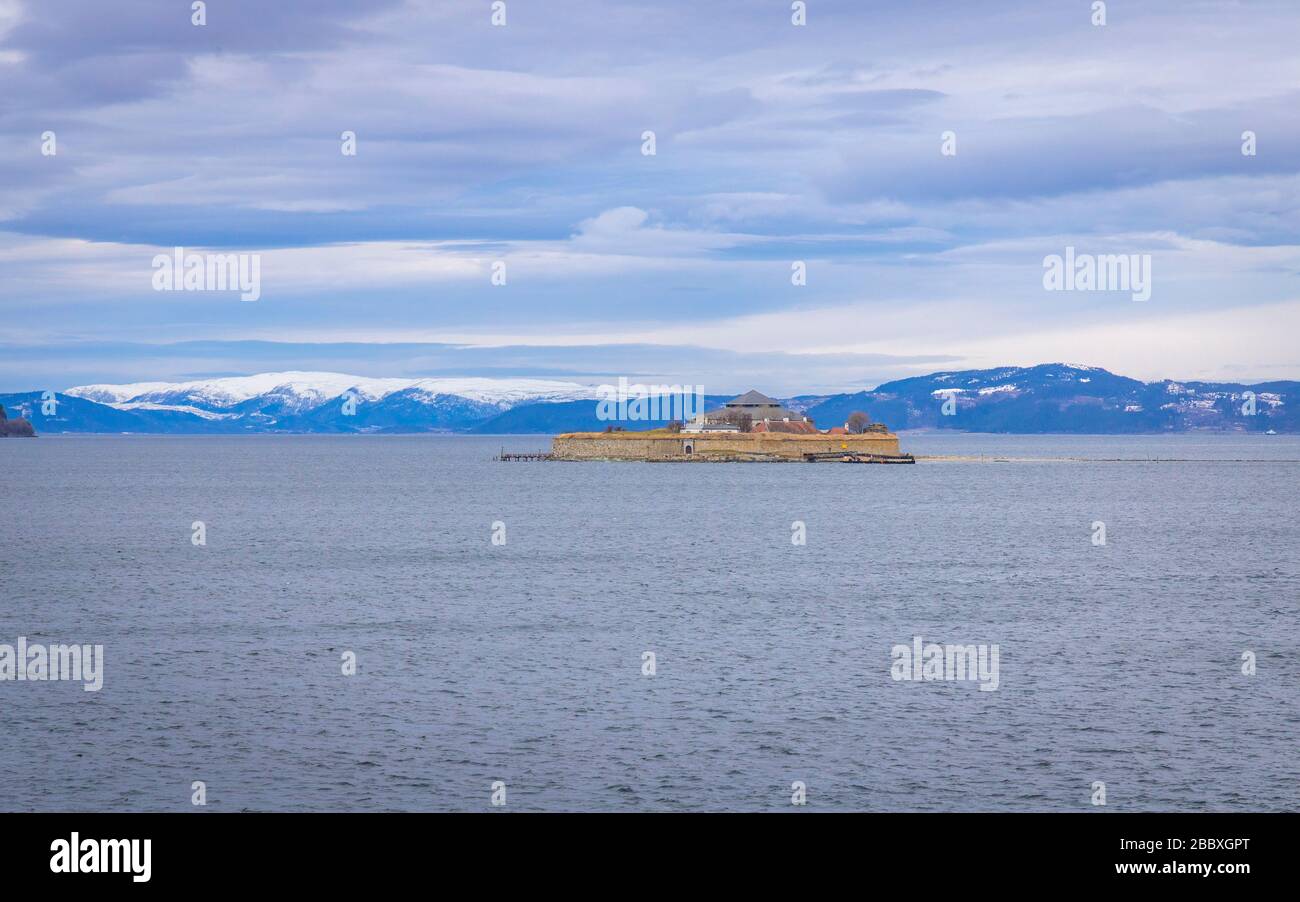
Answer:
917, 454, 1300, 463
15, 430, 1298, 438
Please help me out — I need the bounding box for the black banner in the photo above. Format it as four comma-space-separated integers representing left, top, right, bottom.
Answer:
0, 812, 1286, 888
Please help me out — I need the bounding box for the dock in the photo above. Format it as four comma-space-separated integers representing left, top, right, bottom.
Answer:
801, 451, 915, 464
496, 449, 554, 461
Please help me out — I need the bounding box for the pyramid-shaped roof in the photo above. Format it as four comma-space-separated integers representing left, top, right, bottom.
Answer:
727, 389, 780, 406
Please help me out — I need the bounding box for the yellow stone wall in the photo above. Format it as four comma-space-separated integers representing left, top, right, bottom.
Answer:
551, 430, 901, 461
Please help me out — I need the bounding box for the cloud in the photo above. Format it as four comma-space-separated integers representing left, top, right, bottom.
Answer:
0, 0, 1297, 383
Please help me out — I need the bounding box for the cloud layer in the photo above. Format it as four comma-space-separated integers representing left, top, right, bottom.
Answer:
2, 0, 1298, 390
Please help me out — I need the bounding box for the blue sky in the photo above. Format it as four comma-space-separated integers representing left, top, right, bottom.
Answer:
2, 0, 1298, 393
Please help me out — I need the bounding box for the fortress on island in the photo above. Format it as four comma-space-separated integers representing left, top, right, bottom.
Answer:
552, 390, 909, 462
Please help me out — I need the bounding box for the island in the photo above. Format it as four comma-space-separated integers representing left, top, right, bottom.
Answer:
0, 404, 35, 437
552, 390, 911, 462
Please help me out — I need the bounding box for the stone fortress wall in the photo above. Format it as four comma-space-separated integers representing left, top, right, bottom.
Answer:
552, 430, 902, 461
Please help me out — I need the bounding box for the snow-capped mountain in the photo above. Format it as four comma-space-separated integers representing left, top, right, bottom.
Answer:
67, 372, 598, 412
799, 363, 1295, 433
5, 364, 1294, 434
40, 372, 604, 433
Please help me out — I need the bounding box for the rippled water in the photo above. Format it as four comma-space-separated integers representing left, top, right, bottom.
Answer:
2, 434, 1297, 811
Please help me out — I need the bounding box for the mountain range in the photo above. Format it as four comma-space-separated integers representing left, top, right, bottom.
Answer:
1, 364, 1292, 435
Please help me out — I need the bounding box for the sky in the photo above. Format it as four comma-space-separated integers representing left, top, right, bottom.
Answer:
1, 0, 1298, 394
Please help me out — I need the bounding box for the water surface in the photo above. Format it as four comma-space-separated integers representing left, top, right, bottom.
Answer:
2, 434, 1296, 811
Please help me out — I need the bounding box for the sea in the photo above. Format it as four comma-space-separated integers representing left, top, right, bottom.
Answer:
2, 433, 1297, 812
